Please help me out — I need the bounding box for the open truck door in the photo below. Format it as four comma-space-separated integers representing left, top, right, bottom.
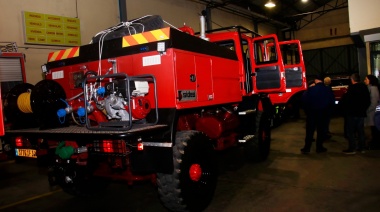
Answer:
251, 35, 286, 94
204, 28, 286, 95
269, 40, 307, 105
279, 40, 306, 97
269, 40, 307, 126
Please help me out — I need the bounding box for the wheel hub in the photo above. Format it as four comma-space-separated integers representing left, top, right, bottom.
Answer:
189, 164, 202, 181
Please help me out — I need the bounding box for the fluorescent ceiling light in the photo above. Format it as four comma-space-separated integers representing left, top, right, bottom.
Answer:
265, 0, 276, 8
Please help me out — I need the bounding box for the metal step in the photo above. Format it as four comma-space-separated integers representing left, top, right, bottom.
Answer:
238, 134, 255, 143
238, 109, 256, 115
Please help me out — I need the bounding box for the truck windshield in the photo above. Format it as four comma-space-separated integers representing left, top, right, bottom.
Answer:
281, 43, 300, 65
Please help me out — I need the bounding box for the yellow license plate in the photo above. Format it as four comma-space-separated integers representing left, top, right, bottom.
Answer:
15, 148, 37, 158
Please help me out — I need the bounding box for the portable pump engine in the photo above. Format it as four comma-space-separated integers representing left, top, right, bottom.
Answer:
100, 79, 151, 121
2, 15, 283, 212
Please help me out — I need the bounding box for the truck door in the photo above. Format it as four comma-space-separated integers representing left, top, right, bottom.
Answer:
279, 40, 307, 93
251, 35, 286, 93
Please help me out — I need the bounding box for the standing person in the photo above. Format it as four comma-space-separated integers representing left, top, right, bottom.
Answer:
364, 74, 380, 149
324, 76, 333, 139
301, 75, 335, 154
340, 73, 371, 154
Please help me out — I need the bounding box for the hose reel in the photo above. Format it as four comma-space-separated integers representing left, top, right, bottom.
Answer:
5, 80, 68, 130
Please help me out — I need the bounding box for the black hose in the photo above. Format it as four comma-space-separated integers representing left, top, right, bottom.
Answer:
84, 70, 98, 78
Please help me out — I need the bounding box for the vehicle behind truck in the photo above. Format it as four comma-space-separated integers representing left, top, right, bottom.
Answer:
3, 15, 297, 211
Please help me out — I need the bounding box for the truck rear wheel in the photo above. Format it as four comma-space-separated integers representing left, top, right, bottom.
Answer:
157, 131, 217, 212
254, 110, 272, 161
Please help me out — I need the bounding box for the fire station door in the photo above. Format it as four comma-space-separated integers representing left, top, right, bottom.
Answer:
251, 35, 286, 94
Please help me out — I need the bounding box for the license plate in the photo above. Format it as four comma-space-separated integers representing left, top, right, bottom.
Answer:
15, 148, 37, 158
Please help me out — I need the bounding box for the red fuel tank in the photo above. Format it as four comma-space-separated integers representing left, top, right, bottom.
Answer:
195, 110, 239, 139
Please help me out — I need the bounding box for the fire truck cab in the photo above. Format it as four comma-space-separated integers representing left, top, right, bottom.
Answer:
205, 27, 307, 126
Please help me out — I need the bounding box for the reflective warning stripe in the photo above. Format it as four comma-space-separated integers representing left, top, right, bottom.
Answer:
122, 27, 170, 48
48, 47, 80, 62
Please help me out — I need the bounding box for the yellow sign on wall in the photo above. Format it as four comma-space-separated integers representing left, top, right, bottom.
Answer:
23, 11, 81, 46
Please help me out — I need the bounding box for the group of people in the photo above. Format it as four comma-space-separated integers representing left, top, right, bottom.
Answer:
301, 73, 380, 154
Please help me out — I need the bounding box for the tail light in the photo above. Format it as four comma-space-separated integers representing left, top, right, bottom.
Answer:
137, 142, 143, 151
15, 137, 23, 147
93, 140, 127, 154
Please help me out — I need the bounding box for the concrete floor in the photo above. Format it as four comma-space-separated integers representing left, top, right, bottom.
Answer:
1, 115, 380, 212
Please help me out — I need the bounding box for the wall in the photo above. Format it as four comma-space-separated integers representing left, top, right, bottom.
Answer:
126, 0, 277, 35
348, 0, 380, 33
348, 0, 380, 76
295, 5, 352, 50
0, 0, 119, 84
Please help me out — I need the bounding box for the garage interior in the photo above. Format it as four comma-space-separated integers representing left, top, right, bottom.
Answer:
1, 0, 380, 211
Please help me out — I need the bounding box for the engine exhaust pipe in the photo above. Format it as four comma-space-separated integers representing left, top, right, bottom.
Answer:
200, 16, 209, 41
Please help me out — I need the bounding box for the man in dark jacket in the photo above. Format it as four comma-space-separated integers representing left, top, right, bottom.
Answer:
301, 74, 335, 154
340, 73, 371, 154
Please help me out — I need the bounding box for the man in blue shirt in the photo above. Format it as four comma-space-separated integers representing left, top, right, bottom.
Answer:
301, 74, 335, 154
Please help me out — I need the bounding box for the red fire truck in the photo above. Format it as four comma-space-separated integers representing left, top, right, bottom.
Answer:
2, 15, 302, 211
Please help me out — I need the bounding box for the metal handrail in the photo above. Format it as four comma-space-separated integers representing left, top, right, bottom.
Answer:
0, 42, 18, 52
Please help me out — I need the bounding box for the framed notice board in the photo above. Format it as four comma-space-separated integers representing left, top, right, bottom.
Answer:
23, 11, 81, 46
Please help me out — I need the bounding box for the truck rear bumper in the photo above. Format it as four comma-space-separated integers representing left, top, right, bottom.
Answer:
5, 124, 168, 140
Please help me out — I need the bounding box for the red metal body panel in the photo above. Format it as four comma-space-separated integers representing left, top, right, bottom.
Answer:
205, 32, 247, 94
174, 49, 241, 108
46, 48, 241, 110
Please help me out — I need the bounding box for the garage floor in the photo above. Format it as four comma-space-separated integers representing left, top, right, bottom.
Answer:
1, 114, 380, 212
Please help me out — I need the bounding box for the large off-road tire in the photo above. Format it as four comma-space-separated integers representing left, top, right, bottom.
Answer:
253, 110, 272, 161
245, 98, 272, 162
157, 131, 217, 212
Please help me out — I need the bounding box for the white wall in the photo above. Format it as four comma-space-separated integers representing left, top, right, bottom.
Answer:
348, 0, 380, 33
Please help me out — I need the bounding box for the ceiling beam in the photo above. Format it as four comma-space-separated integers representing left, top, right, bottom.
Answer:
294, 0, 348, 30
191, 0, 290, 28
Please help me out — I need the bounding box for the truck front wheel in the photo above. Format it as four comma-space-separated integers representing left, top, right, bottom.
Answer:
157, 131, 217, 212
